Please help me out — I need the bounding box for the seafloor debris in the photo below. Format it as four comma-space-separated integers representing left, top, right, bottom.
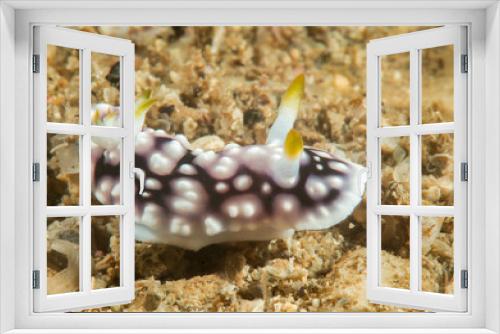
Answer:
46, 26, 454, 312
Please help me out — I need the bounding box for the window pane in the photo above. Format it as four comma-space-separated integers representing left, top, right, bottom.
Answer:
380, 52, 410, 127
421, 133, 454, 206
380, 215, 410, 289
91, 53, 121, 127
381, 136, 410, 205
92, 216, 120, 290
92, 137, 121, 205
421, 45, 454, 124
421, 216, 454, 294
47, 217, 80, 295
47, 45, 80, 124
47, 134, 80, 206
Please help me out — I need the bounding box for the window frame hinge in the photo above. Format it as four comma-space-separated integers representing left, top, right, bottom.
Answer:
461, 162, 468, 182
32, 162, 40, 182
461, 269, 468, 289
32, 270, 40, 289
32, 54, 40, 73
461, 54, 468, 73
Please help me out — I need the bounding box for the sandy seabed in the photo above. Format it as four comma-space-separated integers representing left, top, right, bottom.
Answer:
45, 26, 454, 312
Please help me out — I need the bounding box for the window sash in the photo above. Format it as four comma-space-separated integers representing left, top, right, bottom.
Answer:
32, 26, 136, 312
366, 25, 468, 312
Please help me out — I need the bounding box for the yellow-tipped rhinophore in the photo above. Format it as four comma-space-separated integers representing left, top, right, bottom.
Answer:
270, 128, 303, 188
280, 74, 304, 112
134, 90, 157, 135
266, 74, 305, 145
284, 129, 304, 160
91, 108, 100, 124
135, 90, 157, 120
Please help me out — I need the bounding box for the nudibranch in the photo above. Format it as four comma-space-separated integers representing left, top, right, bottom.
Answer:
92, 75, 367, 251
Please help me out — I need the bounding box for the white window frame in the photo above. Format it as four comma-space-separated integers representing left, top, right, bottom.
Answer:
0, 1, 499, 333
366, 26, 468, 312
32, 26, 136, 312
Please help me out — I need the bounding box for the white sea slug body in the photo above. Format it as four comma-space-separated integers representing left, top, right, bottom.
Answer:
92, 75, 367, 251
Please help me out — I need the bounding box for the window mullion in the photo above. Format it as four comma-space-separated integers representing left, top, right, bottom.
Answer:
46, 122, 85, 135
374, 122, 454, 137
409, 48, 421, 292
46, 206, 86, 217
374, 205, 454, 216
81, 48, 92, 294
89, 126, 127, 138
89, 205, 127, 216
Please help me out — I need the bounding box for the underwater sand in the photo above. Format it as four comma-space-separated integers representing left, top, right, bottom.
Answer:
45, 26, 454, 312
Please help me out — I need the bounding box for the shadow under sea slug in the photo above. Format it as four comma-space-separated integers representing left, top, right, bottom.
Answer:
92, 74, 368, 251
